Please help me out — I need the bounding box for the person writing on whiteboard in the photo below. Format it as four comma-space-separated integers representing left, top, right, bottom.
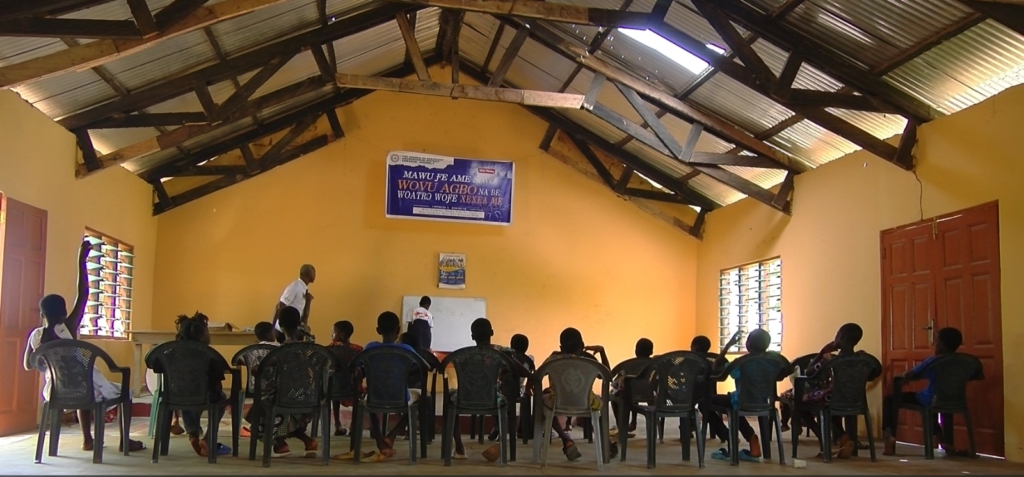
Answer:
273, 264, 316, 341
406, 296, 433, 350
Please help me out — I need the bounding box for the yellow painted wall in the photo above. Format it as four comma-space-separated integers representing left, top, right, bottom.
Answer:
151, 87, 699, 367
0, 90, 158, 369
696, 84, 1024, 460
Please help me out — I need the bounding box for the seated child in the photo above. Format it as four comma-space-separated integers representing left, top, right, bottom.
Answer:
23, 267, 147, 454
334, 312, 421, 461
245, 307, 319, 458
882, 327, 971, 456
451, 319, 531, 462
173, 312, 231, 457
609, 338, 654, 434
779, 323, 864, 458
488, 334, 536, 442
542, 327, 613, 461
709, 329, 773, 463
327, 320, 363, 437
254, 321, 279, 345
691, 335, 729, 443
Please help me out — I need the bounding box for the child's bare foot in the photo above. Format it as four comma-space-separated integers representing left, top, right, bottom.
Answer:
748, 434, 762, 458
482, 443, 501, 462
563, 441, 582, 461
189, 436, 207, 456
837, 435, 854, 459
170, 422, 185, 436
117, 438, 146, 452
81, 440, 94, 451
272, 441, 291, 458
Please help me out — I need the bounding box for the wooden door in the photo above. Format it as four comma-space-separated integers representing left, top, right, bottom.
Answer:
0, 196, 47, 436
880, 220, 936, 442
932, 202, 1003, 456
881, 202, 1003, 456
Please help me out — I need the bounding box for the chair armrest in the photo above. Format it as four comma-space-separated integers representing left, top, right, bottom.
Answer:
227, 367, 242, 399
114, 366, 132, 402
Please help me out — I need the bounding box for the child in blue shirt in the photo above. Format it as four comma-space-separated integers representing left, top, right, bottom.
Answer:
882, 327, 966, 456
710, 329, 770, 462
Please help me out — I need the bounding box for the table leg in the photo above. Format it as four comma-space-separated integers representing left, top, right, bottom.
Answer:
133, 343, 142, 398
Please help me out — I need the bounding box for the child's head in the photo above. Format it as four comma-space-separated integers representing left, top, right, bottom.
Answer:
936, 327, 963, 354
834, 323, 864, 350
690, 335, 712, 354
635, 338, 654, 358
470, 318, 493, 344
419, 296, 431, 309
278, 306, 302, 339
400, 331, 420, 349
559, 327, 584, 354
39, 294, 68, 325
376, 311, 401, 339
746, 329, 771, 353
510, 334, 529, 354
333, 320, 354, 342
299, 264, 316, 284
254, 321, 275, 342
176, 313, 210, 344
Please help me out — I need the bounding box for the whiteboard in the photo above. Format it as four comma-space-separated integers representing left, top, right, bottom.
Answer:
402, 296, 486, 352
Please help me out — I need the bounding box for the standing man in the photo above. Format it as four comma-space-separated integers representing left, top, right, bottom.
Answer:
274, 264, 316, 340
406, 296, 432, 350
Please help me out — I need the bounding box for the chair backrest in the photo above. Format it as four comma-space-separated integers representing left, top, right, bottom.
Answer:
440, 346, 517, 411
611, 357, 654, 403
532, 355, 611, 415
722, 352, 792, 412
231, 343, 278, 396
325, 345, 361, 399
31, 339, 116, 408
146, 340, 226, 407
915, 352, 984, 410
256, 343, 335, 409
351, 345, 427, 410
647, 351, 710, 411
817, 351, 882, 412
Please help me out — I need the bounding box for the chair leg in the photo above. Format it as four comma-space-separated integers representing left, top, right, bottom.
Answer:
160, 408, 171, 456
322, 405, 331, 466
498, 403, 508, 467
48, 406, 61, 457
696, 410, 706, 468
849, 414, 860, 457
507, 403, 517, 462
539, 410, 555, 468
773, 409, 786, 466
35, 403, 49, 463
93, 404, 106, 464
231, 400, 240, 458
863, 410, 877, 462
248, 406, 259, 461
728, 411, 739, 466
443, 407, 455, 466
659, 417, 666, 444
408, 406, 418, 464
681, 414, 691, 462
759, 415, 772, 460
262, 409, 274, 467
645, 410, 656, 468
148, 379, 161, 438
922, 409, 935, 460
119, 401, 129, 457
151, 404, 164, 463
591, 410, 604, 471
820, 410, 832, 463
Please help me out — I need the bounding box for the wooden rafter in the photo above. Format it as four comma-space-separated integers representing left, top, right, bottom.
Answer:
127, 0, 158, 37
0, 0, 294, 88
395, 11, 430, 81
57, 3, 420, 131
693, 0, 776, 88
652, 22, 904, 168
960, 1, 1024, 37
211, 53, 294, 122
394, 0, 655, 28
769, 0, 807, 19
335, 73, 586, 108
500, 18, 808, 173
91, 112, 207, 128
0, 18, 141, 39
154, 0, 210, 31
870, 13, 985, 76
704, 0, 940, 122
488, 27, 529, 87
0, 0, 117, 21
316, 0, 337, 73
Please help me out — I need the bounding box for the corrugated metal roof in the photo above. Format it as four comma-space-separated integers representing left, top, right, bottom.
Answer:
769, 118, 858, 167
14, 69, 116, 119
885, 19, 1024, 115
687, 72, 794, 134
210, 0, 320, 57
103, 31, 218, 93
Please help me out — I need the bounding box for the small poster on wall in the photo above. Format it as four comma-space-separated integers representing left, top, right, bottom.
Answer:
438, 253, 466, 289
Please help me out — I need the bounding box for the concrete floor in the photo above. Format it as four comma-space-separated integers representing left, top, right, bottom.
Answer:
3, 415, 1019, 475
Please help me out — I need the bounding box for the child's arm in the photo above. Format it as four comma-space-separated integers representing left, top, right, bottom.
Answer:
584, 345, 610, 368
66, 240, 93, 336
22, 334, 35, 371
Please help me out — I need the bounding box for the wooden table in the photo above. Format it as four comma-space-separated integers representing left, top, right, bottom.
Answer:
130, 330, 255, 397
